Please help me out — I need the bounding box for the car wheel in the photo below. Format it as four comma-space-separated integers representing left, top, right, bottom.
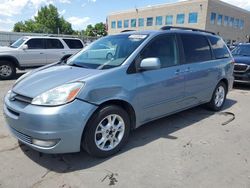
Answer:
82, 105, 130, 158
106, 53, 113, 60
207, 82, 227, 111
0, 61, 16, 80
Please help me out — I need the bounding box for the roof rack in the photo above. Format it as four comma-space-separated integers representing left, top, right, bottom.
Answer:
121, 30, 136, 33
160, 26, 216, 35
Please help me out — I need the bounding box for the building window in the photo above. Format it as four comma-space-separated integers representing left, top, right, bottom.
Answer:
210, 12, 216, 24
111, 21, 116, 29
117, 20, 122, 28
229, 17, 234, 27
177, 14, 185, 24
147, 17, 153, 26
156, 16, 163, 25
234, 18, 239, 28
224, 16, 229, 26
166, 15, 173, 25
188, 12, 198, 23
124, 20, 129, 28
239, 19, 244, 29
138, 18, 144, 27
131, 19, 136, 27
217, 14, 222, 25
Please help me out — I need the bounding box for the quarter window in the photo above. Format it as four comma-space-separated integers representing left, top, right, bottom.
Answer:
166, 15, 173, 25
138, 18, 144, 27
208, 36, 230, 59
26, 39, 45, 49
140, 35, 178, 68
147, 17, 153, 26
131, 19, 136, 27
124, 20, 129, 28
181, 34, 212, 63
156, 16, 163, 26
46, 39, 64, 49
210, 12, 216, 24
189, 12, 198, 23
177, 14, 185, 24
63, 39, 83, 49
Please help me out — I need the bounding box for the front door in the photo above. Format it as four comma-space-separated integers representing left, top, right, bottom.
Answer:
19, 38, 47, 66
134, 34, 185, 124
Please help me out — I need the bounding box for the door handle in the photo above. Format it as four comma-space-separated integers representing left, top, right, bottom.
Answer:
40, 52, 44, 54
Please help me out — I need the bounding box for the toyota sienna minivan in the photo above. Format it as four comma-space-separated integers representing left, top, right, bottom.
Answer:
3, 27, 234, 157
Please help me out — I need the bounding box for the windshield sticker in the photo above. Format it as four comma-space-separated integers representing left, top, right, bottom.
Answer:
128, 35, 147, 40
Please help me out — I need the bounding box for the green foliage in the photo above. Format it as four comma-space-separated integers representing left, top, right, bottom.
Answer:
13, 4, 107, 36
84, 23, 107, 37
13, 4, 73, 34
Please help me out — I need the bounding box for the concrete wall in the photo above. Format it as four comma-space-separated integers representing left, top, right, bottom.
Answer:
107, 0, 250, 44
108, 0, 209, 35
205, 0, 250, 44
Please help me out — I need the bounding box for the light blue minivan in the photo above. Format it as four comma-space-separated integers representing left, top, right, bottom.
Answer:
3, 27, 234, 157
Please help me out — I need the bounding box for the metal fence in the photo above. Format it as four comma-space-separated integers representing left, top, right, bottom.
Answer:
0, 31, 98, 46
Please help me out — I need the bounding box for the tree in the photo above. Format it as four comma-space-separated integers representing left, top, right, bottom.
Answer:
13, 22, 25, 32
13, 4, 73, 34
84, 23, 107, 37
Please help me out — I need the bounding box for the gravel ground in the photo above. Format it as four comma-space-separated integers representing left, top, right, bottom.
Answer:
0, 74, 250, 188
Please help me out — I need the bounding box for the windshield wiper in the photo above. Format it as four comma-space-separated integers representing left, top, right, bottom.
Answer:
70, 63, 90, 69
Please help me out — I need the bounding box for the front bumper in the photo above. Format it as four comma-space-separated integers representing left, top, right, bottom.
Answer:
3, 93, 97, 154
234, 72, 250, 84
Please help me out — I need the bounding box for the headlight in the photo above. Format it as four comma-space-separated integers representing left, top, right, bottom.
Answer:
31, 82, 84, 106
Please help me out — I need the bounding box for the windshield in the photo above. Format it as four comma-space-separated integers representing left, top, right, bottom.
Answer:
10, 37, 28, 48
67, 34, 148, 70
232, 45, 250, 56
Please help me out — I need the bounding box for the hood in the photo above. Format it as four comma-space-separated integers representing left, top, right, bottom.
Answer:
0, 46, 17, 52
12, 64, 102, 98
233, 55, 250, 65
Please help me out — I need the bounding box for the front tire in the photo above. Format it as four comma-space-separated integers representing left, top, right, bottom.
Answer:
82, 105, 130, 158
0, 61, 16, 80
207, 82, 227, 111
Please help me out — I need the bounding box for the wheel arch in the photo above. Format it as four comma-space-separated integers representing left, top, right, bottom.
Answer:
0, 55, 20, 69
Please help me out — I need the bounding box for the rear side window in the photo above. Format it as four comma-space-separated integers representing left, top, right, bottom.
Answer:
63, 39, 83, 49
208, 36, 230, 59
26, 39, 45, 49
140, 35, 178, 68
46, 39, 64, 49
181, 34, 212, 63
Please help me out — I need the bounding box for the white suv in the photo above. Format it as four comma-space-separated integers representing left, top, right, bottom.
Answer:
0, 36, 84, 79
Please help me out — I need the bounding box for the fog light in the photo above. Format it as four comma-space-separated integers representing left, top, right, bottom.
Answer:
32, 139, 59, 148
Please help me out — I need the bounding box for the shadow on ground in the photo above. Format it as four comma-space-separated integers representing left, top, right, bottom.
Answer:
20, 98, 237, 173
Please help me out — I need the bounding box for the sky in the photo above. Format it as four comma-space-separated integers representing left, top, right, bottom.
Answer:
0, 0, 250, 32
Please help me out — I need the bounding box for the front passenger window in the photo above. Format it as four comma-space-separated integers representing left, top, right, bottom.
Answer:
26, 39, 45, 49
140, 35, 178, 68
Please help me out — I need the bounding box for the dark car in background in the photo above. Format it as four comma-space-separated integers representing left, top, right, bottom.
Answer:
232, 43, 250, 84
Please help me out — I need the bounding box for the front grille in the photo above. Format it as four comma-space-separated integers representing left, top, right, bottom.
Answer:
234, 64, 249, 72
11, 92, 33, 104
10, 127, 32, 144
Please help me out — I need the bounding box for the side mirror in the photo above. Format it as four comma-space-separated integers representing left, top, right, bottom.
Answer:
21, 44, 28, 50
139, 58, 161, 71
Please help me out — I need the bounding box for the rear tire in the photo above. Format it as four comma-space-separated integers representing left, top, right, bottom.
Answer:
207, 82, 227, 111
0, 61, 16, 80
82, 105, 130, 158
